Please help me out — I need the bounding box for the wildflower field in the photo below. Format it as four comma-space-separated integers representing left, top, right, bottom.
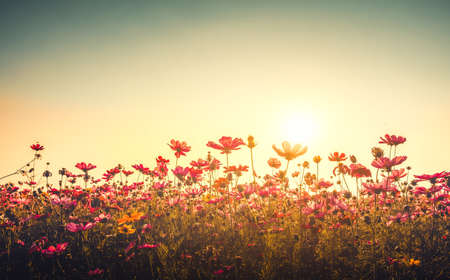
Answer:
0, 135, 448, 280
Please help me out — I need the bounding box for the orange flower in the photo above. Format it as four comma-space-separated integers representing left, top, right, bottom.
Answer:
117, 214, 133, 225
328, 152, 347, 162
272, 141, 307, 161
129, 211, 144, 221
267, 158, 282, 169
313, 156, 321, 164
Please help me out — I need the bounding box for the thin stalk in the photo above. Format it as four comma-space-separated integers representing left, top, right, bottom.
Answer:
250, 148, 256, 183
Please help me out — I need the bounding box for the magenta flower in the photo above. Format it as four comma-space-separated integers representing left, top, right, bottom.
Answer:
379, 134, 406, 146
152, 181, 168, 190
41, 242, 68, 257
88, 268, 104, 276
66, 222, 95, 232
30, 143, 44, 151
138, 243, 159, 249
362, 181, 391, 194
172, 166, 190, 181
75, 162, 96, 172
132, 164, 150, 174
371, 156, 407, 169
414, 171, 449, 182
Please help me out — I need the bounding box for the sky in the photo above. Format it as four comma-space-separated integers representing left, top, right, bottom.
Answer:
1, 0, 449, 184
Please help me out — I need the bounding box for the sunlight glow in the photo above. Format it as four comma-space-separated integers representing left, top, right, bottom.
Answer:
280, 112, 317, 145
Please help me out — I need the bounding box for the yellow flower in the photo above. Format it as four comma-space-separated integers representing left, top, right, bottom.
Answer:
313, 156, 321, 164
117, 214, 133, 225
409, 258, 420, 266
272, 141, 307, 161
129, 211, 144, 221
202, 193, 213, 202
118, 224, 136, 234
247, 135, 256, 149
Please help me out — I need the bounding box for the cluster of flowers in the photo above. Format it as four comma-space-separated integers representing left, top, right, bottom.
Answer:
0, 134, 447, 279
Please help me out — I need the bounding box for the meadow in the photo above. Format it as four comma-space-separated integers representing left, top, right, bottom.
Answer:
0, 134, 448, 279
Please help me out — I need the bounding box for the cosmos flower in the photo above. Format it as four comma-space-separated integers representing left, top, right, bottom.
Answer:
385, 168, 407, 181
66, 222, 95, 232
349, 163, 372, 178
371, 156, 407, 170
379, 134, 406, 146
172, 166, 190, 181
118, 224, 136, 234
75, 162, 96, 172
88, 268, 104, 276
30, 143, 44, 151
168, 139, 191, 158
267, 158, 282, 169
328, 152, 347, 162
190, 158, 209, 169
272, 141, 307, 161
132, 164, 150, 174
313, 156, 322, 164
414, 171, 449, 182
207, 136, 245, 154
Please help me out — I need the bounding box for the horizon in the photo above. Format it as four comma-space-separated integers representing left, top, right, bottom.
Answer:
1, 0, 449, 183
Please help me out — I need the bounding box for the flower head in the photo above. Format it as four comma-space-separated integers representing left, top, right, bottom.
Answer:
313, 156, 322, 164
31, 143, 44, 151
371, 156, 407, 170
207, 136, 245, 154
272, 141, 307, 161
371, 147, 384, 158
75, 162, 96, 172
328, 152, 347, 162
172, 166, 190, 181
267, 158, 282, 169
246, 135, 257, 148
168, 139, 191, 158
118, 224, 136, 234
379, 134, 406, 146
349, 163, 372, 178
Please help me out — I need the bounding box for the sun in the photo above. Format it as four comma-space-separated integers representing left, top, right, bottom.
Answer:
280, 112, 317, 145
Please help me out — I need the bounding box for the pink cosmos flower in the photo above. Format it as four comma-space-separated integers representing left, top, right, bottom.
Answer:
313, 179, 333, 190
75, 162, 96, 172
138, 243, 159, 249
153, 181, 168, 190
414, 171, 449, 182
362, 181, 391, 194
66, 222, 95, 232
349, 163, 372, 178
371, 156, 407, 169
41, 242, 68, 257
385, 168, 407, 181
94, 213, 111, 223
172, 166, 190, 181
132, 164, 150, 174
190, 158, 209, 169
379, 134, 406, 146
207, 136, 245, 154
30, 143, 44, 151
88, 268, 104, 276
168, 139, 191, 158
206, 158, 222, 171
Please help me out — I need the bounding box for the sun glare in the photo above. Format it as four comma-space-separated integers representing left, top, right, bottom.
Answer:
281, 113, 317, 145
